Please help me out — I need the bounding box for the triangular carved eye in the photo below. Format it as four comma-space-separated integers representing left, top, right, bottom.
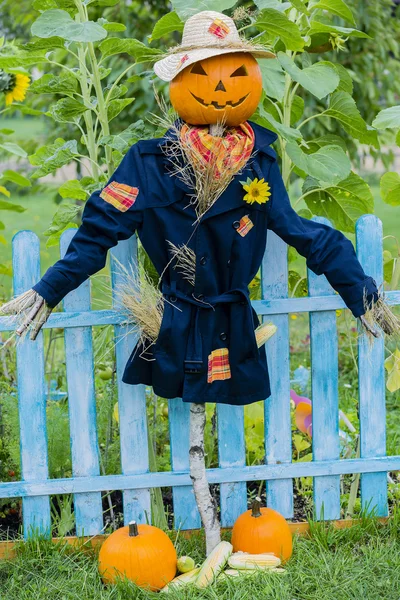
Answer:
230, 65, 248, 77
191, 62, 207, 75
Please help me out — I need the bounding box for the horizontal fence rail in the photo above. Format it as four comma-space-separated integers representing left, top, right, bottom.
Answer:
1, 214, 399, 539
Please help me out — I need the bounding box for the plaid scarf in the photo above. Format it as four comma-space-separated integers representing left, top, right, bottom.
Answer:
180, 121, 255, 180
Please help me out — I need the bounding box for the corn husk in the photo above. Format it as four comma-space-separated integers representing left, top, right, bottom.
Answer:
195, 541, 233, 588
255, 322, 277, 347
160, 568, 200, 593
228, 552, 281, 570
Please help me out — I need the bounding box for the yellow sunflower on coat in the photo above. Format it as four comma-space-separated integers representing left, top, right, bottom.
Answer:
0, 70, 30, 106
242, 177, 271, 205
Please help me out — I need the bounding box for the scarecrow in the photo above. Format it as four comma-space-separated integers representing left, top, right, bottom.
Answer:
2, 11, 398, 553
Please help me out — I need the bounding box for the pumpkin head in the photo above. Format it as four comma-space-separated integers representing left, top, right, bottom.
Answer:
98, 521, 177, 590
170, 52, 262, 126
231, 498, 293, 562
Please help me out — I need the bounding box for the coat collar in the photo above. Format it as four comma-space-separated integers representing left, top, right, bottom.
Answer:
138, 120, 278, 220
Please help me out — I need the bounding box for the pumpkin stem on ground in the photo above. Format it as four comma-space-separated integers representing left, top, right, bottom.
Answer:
189, 402, 221, 555
251, 496, 262, 518
129, 521, 139, 537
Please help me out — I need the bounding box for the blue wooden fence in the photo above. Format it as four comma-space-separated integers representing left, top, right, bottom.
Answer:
1, 215, 400, 539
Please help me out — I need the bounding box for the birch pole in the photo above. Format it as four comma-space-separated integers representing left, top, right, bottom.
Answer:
189, 403, 221, 555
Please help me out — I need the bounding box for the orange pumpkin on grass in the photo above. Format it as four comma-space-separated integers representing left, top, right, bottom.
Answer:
231, 497, 293, 562
98, 521, 177, 590
170, 52, 263, 126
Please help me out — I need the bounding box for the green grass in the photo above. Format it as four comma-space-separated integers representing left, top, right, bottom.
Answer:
1, 515, 400, 599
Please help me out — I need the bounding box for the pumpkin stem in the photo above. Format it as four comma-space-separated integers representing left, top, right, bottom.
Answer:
128, 520, 139, 537
251, 496, 262, 518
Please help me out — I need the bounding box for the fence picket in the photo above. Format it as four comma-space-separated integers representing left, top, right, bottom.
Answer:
12, 231, 51, 539
308, 218, 340, 520
262, 231, 293, 518
111, 238, 151, 524
356, 215, 388, 516
168, 399, 200, 529
61, 230, 103, 536
218, 404, 247, 526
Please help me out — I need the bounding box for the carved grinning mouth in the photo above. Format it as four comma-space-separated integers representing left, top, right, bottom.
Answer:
190, 91, 250, 109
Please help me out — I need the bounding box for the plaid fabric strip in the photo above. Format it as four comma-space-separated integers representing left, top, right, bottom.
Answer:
237, 215, 254, 237
100, 181, 139, 212
207, 348, 231, 383
180, 121, 255, 179
208, 18, 230, 38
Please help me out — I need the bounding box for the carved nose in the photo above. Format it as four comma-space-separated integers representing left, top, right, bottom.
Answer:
214, 80, 226, 92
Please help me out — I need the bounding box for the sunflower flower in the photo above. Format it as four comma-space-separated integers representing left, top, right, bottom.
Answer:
242, 177, 271, 205
0, 70, 30, 106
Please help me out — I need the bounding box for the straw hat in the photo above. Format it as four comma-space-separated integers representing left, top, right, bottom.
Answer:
154, 11, 275, 82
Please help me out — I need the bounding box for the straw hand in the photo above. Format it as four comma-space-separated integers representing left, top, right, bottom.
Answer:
0, 289, 53, 341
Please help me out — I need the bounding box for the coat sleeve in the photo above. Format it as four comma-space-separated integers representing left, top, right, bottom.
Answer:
266, 159, 379, 318
32, 143, 146, 308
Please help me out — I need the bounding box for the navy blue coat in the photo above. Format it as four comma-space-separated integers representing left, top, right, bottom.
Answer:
33, 122, 378, 406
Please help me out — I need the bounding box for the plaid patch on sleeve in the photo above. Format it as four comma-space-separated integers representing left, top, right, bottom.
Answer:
207, 348, 231, 383
208, 18, 230, 38
237, 215, 254, 237
100, 182, 139, 212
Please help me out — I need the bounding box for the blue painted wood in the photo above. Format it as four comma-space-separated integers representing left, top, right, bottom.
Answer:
2, 454, 400, 499
110, 238, 151, 525
168, 398, 200, 529
308, 218, 340, 520
356, 216, 388, 517
217, 404, 247, 526
60, 230, 103, 536
12, 231, 51, 539
2, 290, 400, 332
262, 231, 293, 518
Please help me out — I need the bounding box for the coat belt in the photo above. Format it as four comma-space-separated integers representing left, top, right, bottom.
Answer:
161, 283, 257, 374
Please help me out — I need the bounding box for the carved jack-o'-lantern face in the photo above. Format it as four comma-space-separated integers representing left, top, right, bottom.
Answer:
169, 52, 263, 127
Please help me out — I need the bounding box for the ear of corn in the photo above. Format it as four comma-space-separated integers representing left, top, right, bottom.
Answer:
255, 322, 277, 348
160, 568, 200, 593
195, 541, 233, 588
228, 552, 281, 570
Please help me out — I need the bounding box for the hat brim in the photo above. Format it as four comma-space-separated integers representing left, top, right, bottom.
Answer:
154, 46, 276, 82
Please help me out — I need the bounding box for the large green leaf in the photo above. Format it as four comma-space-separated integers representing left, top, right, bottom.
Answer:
286, 142, 351, 185
303, 172, 373, 232
278, 53, 339, 99
58, 179, 88, 201
326, 91, 379, 148
290, 0, 310, 14
307, 133, 347, 152
372, 106, 400, 130
99, 38, 162, 62
254, 0, 291, 10
149, 12, 184, 42
332, 63, 353, 94
171, 0, 237, 19
256, 107, 303, 143
0, 142, 27, 158
24, 37, 66, 52
380, 172, 400, 206
97, 19, 126, 32
1, 170, 31, 187
29, 138, 79, 179
44, 203, 81, 238
99, 120, 147, 152
107, 98, 135, 122
48, 98, 88, 122
0, 49, 47, 68
259, 59, 286, 101
31, 9, 107, 43
310, 0, 355, 25
291, 95, 305, 125
308, 20, 370, 38
0, 200, 25, 212
255, 9, 304, 51
30, 72, 78, 97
